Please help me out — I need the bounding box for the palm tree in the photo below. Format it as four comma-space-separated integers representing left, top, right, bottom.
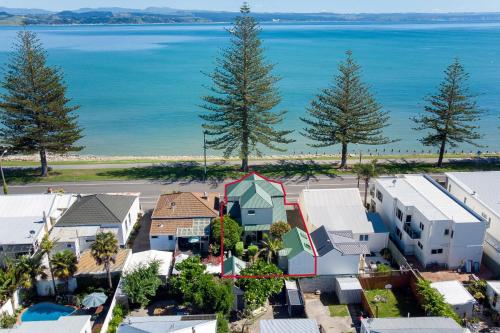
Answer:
40, 234, 58, 295
259, 234, 283, 263
14, 254, 47, 290
50, 250, 77, 294
91, 232, 118, 290
354, 159, 380, 207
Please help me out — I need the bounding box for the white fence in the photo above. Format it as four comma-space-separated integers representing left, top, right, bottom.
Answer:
100, 279, 122, 333
0, 290, 20, 316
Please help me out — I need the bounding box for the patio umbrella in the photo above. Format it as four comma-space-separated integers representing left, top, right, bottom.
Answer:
82, 292, 108, 308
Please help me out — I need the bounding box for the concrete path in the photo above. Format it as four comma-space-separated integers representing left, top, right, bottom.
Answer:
304, 295, 354, 333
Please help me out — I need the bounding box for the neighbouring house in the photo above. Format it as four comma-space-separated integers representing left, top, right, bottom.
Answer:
278, 227, 315, 275
486, 281, 500, 312
0, 193, 77, 263
445, 171, 500, 273
223, 255, 247, 277
50, 226, 100, 256
0, 315, 92, 333
54, 194, 141, 248
226, 173, 286, 241
310, 226, 369, 276
360, 316, 468, 333
370, 175, 487, 271
118, 315, 217, 333
299, 189, 389, 252
431, 280, 476, 318
149, 192, 219, 252
259, 319, 320, 333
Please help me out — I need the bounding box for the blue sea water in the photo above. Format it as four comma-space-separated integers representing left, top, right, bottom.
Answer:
0, 22, 499, 156
21, 302, 74, 321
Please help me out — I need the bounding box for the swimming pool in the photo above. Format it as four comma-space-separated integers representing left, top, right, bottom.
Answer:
21, 302, 75, 322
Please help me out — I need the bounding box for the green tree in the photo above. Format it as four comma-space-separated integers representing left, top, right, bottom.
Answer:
354, 159, 380, 206
200, 4, 293, 172
269, 221, 291, 240
122, 260, 162, 308
50, 250, 77, 293
40, 234, 58, 295
259, 234, 283, 263
14, 254, 47, 290
91, 232, 119, 290
211, 215, 242, 253
170, 256, 233, 315
237, 260, 283, 311
301, 51, 393, 168
0, 261, 18, 301
411, 59, 483, 167
0, 31, 83, 177
416, 279, 460, 324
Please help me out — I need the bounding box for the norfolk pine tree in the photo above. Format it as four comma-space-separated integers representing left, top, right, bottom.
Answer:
301, 51, 393, 169
0, 31, 83, 177
411, 59, 483, 167
200, 4, 293, 172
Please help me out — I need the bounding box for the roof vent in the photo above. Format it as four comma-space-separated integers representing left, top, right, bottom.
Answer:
158, 223, 164, 228
202, 192, 208, 200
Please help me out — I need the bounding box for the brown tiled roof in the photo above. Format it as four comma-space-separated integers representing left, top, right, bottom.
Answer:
150, 219, 193, 235
75, 248, 130, 276
152, 192, 219, 219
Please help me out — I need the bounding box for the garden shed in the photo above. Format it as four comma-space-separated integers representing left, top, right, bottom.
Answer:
431, 280, 476, 318
334, 277, 362, 304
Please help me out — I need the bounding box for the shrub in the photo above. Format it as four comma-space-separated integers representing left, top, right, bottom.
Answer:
416, 279, 461, 324
122, 260, 162, 308
380, 248, 392, 260
247, 245, 258, 258
376, 264, 391, 273
211, 215, 242, 252
235, 242, 244, 258
270, 221, 291, 239
0, 313, 16, 329
467, 280, 487, 304
107, 304, 128, 333
216, 312, 229, 333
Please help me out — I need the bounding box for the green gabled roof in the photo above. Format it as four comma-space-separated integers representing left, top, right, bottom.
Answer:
271, 197, 287, 223
240, 184, 273, 209
223, 256, 247, 276
282, 227, 314, 259
227, 175, 284, 199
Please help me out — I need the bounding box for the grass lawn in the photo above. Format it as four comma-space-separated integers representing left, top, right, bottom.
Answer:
3, 158, 500, 184
364, 288, 424, 318
328, 304, 349, 317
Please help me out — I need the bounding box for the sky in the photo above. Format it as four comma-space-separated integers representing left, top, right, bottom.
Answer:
2, 0, 500, 13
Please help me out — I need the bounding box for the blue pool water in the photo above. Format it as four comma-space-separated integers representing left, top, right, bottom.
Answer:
21, 302, 75, 322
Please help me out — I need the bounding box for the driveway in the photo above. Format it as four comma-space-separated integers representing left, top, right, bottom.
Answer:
304, 294, 354, 333
131, 210, 152, 253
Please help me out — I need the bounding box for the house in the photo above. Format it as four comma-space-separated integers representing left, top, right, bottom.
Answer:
118, 315, 217, 333
223, 255, 247, 277
445, 172, 500, 273
360, 316, 468, 333
431, 280, 476, 318
226, 173, 286, 240
310, 226, 369, 276
0, 193, 76, 263
259, 319, 320, 333
370, 175, 487, 270
149, 192, 219, 252
299, 188, 389, 252
278, 227, 315, 275
486, 281, 500, 312
0, 315, 91, 333
54, 194, 141, 248
49, 226, 100, 256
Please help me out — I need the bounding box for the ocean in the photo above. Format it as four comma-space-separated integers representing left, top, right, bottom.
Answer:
0, 22, 499, 156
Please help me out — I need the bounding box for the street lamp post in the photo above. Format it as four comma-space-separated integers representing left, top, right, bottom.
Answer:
0, 149, 8, 195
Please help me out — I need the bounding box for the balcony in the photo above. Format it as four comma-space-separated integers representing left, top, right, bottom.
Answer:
403, 223, 421, 240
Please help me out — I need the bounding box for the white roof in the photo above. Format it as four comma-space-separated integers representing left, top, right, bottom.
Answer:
361, 317, 466, 332
125, 250, 173, 277
301, 189, 374, 234
487, 281, 500, 294
0, 315, 90, 333
119, 316, 216, 333
336, 277, 362, 291
376, 175, 479, 223
431, 280, 476, 306
50, 226, 100, 242
446, 171, 500, 218
260, 319, 320, 333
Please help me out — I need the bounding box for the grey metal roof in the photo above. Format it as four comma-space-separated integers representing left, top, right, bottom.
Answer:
260, 319, 319, 333
311, 226, 369, 256
361, 317, 466, 332
57, 194, 137, 226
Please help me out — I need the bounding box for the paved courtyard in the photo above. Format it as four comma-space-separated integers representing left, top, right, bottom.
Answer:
304, 294, 355, 333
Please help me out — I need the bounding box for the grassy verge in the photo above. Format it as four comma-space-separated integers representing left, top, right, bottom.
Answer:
364, 288, 423, 318
4, 158, 500, 184
328, 304, 349, 317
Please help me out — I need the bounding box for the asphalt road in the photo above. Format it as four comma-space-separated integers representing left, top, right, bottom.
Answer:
8, 174, 446, 210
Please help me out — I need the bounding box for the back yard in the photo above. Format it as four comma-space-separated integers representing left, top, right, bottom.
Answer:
364, 288, 424, 318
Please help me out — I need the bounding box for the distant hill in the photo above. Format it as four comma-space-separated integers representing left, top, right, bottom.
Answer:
1, 7, 500, 26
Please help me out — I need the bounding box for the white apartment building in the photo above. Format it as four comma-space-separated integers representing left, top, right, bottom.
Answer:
446, 171, 500, 273
370, 175, 487, 270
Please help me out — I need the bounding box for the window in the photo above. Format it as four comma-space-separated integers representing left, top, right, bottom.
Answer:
376, 190, 383, 202
419, 222, 425, 231
168, 235, 174, 241
431, 249, 443, 254
448, 184, 452, 192
464, 197, 467, 204
417, 241, 423, 250
451, 230, 454, 238
396, 208, 403, 221
248, 210, 255, 215
151, 236, 158, 239
369, 187, 375, 197
444, 229, 449, 236
66, 244, 72, 248
359, 235, 369, 241
406, 215, 412, 222
395, 227, 402, 240
85, 239, 94, 243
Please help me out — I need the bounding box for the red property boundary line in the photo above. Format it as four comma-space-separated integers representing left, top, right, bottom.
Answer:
220, 171, 317, 279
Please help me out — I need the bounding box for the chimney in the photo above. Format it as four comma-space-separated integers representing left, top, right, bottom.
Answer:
202, 192, 208, 200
